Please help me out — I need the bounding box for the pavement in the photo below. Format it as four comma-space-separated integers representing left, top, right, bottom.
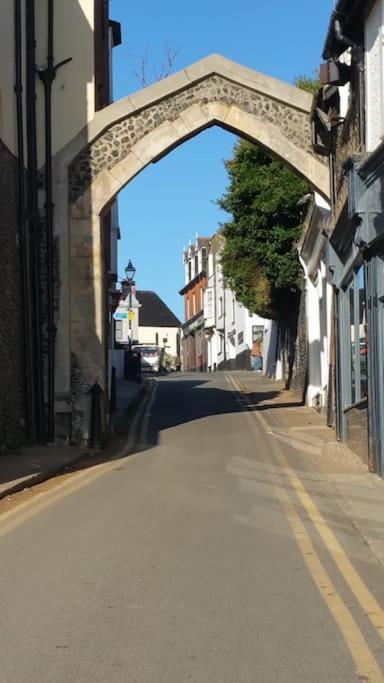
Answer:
235, 372, 384, 570
0, 378, 146, 500
1, 372, 384, 681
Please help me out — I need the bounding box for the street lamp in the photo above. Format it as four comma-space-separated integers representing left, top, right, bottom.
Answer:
125, 259, 136, 282
122, 259, 136, 350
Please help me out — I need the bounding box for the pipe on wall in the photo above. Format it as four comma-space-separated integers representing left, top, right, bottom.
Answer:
42, 0, 55, 442
14, 0, 36, 439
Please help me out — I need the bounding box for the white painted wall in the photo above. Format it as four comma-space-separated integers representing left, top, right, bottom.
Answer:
0, 1, 18, 153
365, 0, 384, 151
0, 0, 95, 163
138, 326, 180, 357
203, 240, 274, 371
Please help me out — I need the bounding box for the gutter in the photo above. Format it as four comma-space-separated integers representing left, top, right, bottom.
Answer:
322, 0, 364, 60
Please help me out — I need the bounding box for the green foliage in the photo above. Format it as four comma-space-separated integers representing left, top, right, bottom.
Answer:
218, 141, 308, 320
294, 73, 321, 94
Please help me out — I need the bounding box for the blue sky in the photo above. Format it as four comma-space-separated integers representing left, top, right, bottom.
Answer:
110, 0, 334, 320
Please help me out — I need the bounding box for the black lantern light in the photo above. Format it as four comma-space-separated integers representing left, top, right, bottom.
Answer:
125, 259, 136, 282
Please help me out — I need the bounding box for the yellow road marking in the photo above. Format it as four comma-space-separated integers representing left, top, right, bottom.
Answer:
238, 375, 384, 640
227, 373, 384, 681
0, 381, 154, 537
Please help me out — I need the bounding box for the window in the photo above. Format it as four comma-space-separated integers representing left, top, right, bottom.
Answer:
201, 247, 207, 269
232, 299, 235, 323
345, 265, 367, 406
219, 296, 223, 318
205, 288, 214, 319
252, 325, 263, 343
188, 261, 192, 281
238, 331, 244, 345
195, 254, 199, 276
358, 267, 367, 399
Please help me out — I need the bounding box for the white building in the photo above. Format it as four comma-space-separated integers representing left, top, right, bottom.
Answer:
136, 291, 182, 359
298, 194, 332, 411
203, 234, 274, 373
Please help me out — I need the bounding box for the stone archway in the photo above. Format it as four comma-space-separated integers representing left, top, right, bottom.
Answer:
53, 54, 329, 441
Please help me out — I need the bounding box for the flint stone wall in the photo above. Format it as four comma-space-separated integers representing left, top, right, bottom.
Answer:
0, 140, 26, 451
69, 75, 324, 201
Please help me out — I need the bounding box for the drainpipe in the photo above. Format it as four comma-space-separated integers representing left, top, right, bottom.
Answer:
40, 0, 55, 443
38, 0, 71, 442
15, 0, 36, 439
25, 0, 45, 441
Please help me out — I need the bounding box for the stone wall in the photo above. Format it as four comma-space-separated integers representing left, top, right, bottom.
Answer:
345, 399, 369, 468
69, 74, 322, 201
0, 140, 26, 450
290, 287, 308, 402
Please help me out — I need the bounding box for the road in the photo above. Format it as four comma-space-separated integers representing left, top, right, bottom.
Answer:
1, 372, 384, 682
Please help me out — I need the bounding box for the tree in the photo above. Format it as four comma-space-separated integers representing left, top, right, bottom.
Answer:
129, 42, 182, 88
217, 76, 319, 321
218, 141, 309, 320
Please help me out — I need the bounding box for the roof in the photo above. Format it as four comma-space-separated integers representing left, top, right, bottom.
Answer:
136, 290, 181, 328
179, 270, 206, 295
183, 236, 211, 260
322, 1, 365, 59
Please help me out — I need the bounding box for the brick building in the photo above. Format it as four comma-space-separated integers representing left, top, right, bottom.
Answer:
180, 238, 209, 372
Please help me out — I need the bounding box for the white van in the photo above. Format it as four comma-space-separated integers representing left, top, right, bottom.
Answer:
131, 344, 163, 373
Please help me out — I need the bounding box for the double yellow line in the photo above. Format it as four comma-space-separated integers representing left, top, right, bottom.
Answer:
0, 380, 156, 539
227, 374, 384, 682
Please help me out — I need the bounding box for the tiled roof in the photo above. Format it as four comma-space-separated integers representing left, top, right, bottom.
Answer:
136, 290, 182, 328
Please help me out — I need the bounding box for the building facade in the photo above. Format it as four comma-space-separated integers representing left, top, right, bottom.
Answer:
203, 234, 271, 372
0, 1, 121, 447
312, 0, 384, 475
136, 291, 181, 360
180, 238, 209, 372
181, 234, 272, 374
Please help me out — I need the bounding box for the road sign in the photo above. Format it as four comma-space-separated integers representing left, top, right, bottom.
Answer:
113, 310, 128, 321
128, 310, 135, 321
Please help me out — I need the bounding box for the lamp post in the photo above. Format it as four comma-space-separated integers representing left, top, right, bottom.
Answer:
122, 259, 136, 350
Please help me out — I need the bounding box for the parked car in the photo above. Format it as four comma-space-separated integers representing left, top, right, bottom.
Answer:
131, 344, 163, 374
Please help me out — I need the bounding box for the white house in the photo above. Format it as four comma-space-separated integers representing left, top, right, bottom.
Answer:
298, 194, 332, 411
136, 291, 181, 359
203, 233, 274, 372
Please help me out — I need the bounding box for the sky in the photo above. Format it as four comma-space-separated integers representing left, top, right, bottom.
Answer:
110, 0, 334, 320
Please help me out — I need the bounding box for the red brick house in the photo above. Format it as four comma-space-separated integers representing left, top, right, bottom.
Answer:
180, 237, 209, 371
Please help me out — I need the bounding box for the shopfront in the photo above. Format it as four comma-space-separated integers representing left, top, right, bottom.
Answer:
336, 263, 369, 466
330, 147, 384, 476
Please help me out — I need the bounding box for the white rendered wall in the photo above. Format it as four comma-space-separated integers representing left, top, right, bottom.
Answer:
138, 326, 180, 357
365, 0, 384, 151
0, 1, 95, 161
0, 2, 18, 153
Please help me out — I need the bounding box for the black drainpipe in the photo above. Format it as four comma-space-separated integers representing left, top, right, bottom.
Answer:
15, 0, 36, 439
38, 1, 72, 443
40, 0, 55, 443
25, 0, 45, 441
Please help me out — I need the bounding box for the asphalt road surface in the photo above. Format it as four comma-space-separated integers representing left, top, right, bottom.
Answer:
1, 372, 384, 682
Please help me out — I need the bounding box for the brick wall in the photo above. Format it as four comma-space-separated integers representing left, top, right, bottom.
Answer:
0, 140, 26, 450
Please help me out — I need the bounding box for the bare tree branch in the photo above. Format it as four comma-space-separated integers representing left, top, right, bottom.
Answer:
128, 42, 182, 88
